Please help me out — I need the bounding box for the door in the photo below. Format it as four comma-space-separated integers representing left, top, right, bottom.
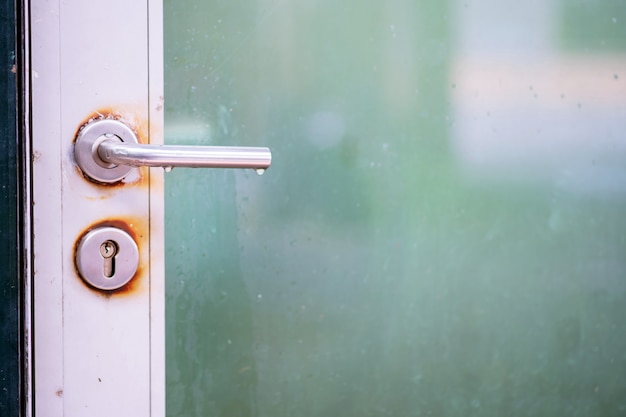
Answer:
31, 0, 626, 416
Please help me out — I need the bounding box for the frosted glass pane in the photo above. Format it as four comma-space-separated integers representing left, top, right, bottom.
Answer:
165, 1, 626, 415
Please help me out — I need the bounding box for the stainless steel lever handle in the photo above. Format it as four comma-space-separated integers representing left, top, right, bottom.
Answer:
74, 119, 272, 183
97, 141, 271, 170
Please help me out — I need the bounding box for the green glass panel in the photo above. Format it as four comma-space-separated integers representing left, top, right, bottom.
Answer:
165, 1, 626, 415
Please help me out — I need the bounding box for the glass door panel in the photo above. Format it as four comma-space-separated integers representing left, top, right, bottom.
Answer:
164, 1, 626, 415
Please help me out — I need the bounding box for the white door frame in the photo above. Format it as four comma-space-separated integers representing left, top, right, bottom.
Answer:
30, 0, 164, 415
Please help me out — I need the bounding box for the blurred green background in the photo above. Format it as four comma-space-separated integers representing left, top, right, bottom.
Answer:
164, 0, 626, 415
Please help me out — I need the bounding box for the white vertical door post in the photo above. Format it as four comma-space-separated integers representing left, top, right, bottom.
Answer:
30, 0, 164, 416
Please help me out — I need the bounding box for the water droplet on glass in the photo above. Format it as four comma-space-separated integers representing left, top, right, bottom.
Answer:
255, 168, 266, 176
257, 293, 263, 299
164, 166, 173, 173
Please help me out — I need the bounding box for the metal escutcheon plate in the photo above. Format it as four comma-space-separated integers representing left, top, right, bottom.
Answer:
76, 226, 139, 291
74, 119, 139, 183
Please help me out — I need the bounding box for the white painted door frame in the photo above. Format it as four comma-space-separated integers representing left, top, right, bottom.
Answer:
30, 0, 164, 415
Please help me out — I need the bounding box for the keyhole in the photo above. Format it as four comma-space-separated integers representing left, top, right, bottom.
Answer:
100, 240, 118, 278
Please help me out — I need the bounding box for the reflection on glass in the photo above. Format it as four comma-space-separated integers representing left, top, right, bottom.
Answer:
165, 1, 626, 415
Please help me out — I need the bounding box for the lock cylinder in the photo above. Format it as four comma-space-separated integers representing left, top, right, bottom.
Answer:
75, 226, 139, 291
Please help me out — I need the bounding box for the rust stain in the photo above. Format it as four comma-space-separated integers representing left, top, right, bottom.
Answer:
83, 194, 111, 201
73, 108, 150, 187
74, 108, 149, 145
74, 217, 148, 298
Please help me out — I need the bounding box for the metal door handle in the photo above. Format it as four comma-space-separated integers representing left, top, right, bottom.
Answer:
97, 141, 270, 170
74, 119, 271, 183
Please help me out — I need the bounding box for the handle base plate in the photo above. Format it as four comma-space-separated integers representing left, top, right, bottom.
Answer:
74, 119, 139, 184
